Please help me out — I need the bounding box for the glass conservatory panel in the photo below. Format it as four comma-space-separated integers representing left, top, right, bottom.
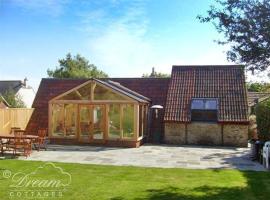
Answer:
122, 104, 134, 138
65, 104, 77, 137
79, 105, 91, 139
93, 105, 105, 139
77, 83, 92, 100
108, 104, 121, 139
143, 105, 148, 136
94, 84, 127, 100
52, 104, 65, 137
139, 105, 143, 137
59, 91, 82, 100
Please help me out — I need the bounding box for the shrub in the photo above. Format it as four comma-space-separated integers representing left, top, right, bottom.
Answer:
256, 99, 270, 141
248, 115, 257, 139
2, 88, 26, 108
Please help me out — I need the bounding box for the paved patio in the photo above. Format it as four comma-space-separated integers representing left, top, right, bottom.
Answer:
19, 144, 265, 171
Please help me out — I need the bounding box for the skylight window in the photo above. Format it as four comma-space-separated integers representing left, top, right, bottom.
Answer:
191, 98, 218, 122
191, 99, 217, 110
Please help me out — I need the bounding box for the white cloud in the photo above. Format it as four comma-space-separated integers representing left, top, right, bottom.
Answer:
89, 27, 153, 76
80, 0, 235, 77
80, 0, 155, 77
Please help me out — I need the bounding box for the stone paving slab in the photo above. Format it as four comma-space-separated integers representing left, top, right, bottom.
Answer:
19, 144, 266, 171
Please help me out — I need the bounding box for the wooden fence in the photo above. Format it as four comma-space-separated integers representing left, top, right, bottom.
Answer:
0, 108, 34, 134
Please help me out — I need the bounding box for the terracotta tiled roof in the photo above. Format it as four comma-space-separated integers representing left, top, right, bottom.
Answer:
108, 78, 170, 106
164, 65, 249, 123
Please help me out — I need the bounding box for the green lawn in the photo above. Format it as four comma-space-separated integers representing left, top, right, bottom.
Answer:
0, 160, 269, 200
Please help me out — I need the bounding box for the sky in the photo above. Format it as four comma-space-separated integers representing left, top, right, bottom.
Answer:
0, 0, 269, 91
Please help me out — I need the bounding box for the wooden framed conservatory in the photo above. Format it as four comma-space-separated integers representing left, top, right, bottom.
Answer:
48, 79, 150, 147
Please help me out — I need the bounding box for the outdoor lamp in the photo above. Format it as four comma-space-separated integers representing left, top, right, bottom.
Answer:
151, 105, 163, 118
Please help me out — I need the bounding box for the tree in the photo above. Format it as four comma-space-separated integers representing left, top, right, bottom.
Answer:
247, 82, 270, 92
142, 67, 170, 78
47, 53, 108, 78
198, 0, 270, 73
2, 88, 26, 108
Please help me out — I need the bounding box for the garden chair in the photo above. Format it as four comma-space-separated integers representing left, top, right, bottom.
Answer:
263, 141, 270, 169
33, 129, 48, 151
0, 141, 4, 155
0, 127, 21, 151
7, 130, 32, 157
10, 127, 21, 134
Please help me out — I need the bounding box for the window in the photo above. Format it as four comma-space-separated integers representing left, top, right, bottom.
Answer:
77, 83, 92, 100
79, 106, 91, 138
65, 104, 77, 137
52, 104, 65, 137
205, 100, 217, 110
52, 104, 77, 137
108, 104, 121, 139
108, 104, 135, 139
60, 91, 82, 100
122, 104, 134, 138
191, 99, 204, 109
94, 85, 127, 100
93, 105, 105, 139
144, 105, 148, 136
139, 105, 148, 137
139, 105, 144, 137
59, 83, 92, 100
57, 82, 130, 101
191, 99, 218, 122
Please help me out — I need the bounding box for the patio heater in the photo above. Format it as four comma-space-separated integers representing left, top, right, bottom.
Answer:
150, 105, 164, 143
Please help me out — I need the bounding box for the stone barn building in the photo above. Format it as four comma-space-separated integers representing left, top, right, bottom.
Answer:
164, 65, 249, 147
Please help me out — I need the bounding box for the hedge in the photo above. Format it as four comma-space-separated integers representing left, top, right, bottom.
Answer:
256, 99, 270, 141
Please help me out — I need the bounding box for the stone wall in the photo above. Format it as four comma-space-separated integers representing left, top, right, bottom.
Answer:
223, 125, 248, 147
164, 123, 186, 144
164, 122, 248, 147
187, 122, 222, 145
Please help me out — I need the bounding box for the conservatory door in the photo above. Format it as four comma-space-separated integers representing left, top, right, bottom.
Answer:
79, 105, 105, 142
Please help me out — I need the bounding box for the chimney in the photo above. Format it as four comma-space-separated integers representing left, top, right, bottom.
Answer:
23, 77, 28, 87
150, 67, 156, 77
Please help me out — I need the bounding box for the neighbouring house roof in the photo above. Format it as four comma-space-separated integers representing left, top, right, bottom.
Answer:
0, 95, 10, 108
0, 79, 36, 108
0, 80, 24, 94
248, 92, 270, 107
164, 65, 249, 123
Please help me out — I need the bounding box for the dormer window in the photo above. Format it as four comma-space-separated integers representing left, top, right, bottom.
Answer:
191, 98, 218, 122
